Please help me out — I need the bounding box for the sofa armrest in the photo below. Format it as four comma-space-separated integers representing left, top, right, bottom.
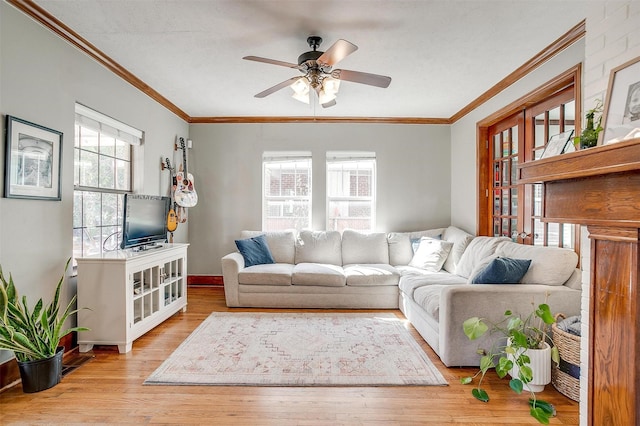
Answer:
438, 284, 581, 367
221, 252, 245, 307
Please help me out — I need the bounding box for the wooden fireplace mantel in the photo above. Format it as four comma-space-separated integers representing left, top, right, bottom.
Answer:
518, 137, 640, 426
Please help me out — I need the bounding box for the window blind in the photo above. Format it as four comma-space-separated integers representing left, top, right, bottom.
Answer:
75, 103, 144, 146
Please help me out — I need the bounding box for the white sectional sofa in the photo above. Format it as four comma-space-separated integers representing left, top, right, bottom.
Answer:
221, 226, 582, 367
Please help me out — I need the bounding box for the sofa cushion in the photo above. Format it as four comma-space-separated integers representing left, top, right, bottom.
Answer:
413, 285, 447, 320
342, 230, 389, 265
238, 263, 294, 286
496, 241, 579, 286
240, 230, 296, 264
387, 228, 446, 266
456, 236, 511, 279
343, 264, 401, 286
441, 226, 475, 274
397, 268, 467, 298
471, 257, 532, 284
292, 263, 346, 287
235, 234, 275, 267
408, 238, 453, 271
295, 230, 342, 265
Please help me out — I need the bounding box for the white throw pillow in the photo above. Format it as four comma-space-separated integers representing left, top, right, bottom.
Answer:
441, 226, 475, 274
387, 228, 446, 266
496, 241, 578, 286
456, 236, 511, 279
408, 237, 454, 272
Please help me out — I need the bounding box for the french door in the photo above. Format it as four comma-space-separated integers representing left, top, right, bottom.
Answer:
482, 67, 580, 250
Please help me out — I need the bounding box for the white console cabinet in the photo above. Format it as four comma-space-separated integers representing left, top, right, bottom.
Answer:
76, 243, 188, 353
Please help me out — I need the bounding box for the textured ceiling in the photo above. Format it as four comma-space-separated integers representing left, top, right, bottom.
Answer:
29, 0, 586, 119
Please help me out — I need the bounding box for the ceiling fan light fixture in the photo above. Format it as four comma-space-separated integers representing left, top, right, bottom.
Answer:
291, 77, 310, 103
245, 37, 391, 107
292, 92, 310, 104
291, 77, 309, 95
318, 89, 337, 105
322, 77, 340, 95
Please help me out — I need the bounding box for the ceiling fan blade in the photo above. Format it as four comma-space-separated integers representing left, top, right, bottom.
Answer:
322, 99, 337, 108
243, 56, 301, 69
254, 77, 299, 98
331, 69, 391, 88
317, 39, 358, 67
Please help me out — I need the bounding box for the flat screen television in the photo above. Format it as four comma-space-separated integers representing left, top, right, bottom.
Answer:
120, 194, 170, 250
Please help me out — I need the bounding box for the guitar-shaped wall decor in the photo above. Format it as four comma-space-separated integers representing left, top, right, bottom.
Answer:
174, 137, 198, 208
162, 158, 178, 234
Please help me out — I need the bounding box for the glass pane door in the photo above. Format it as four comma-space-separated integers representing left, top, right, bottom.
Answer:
489, 113, 522, 240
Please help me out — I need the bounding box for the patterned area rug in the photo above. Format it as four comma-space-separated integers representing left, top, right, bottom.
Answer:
145, 312, 448, 386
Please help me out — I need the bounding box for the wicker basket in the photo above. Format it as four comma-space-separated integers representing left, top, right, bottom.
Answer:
551, 313, 581, 402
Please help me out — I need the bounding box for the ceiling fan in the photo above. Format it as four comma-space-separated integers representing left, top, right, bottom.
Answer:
243, 36, 391, 108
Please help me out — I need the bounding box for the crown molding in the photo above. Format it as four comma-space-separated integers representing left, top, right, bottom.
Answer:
188, 116, 450, 124
6, 0, 191, 122
8, 0, 584, 126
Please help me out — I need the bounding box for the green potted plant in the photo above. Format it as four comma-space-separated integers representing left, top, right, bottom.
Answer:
574, 99, 604, 149
0, 258, 88, 393
461, 302, 560, 425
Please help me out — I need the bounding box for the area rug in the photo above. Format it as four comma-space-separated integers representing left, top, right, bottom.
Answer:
144, 312, 448, 386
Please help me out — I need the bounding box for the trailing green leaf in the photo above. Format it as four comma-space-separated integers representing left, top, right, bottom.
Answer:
530, 407, 551, 425
463, 317, 488, 340
509, 378, 523, 394
535, 304, 555, 325
460, 377, 473, 385
472, 388, 489, 403
529, 399, 555, 416
495, 357, 512, 378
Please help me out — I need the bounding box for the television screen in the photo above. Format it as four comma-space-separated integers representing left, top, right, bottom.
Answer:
120, 194, 170, 249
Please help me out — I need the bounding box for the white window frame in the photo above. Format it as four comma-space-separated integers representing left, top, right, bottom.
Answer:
262, 151, 312, 231
326, 152, 376, 232
73, 103, 144, 261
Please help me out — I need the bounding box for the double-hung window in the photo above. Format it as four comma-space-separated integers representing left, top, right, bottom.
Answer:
73, 104, 143, 260
262, 152, 312, 231
326, 152, 376, 232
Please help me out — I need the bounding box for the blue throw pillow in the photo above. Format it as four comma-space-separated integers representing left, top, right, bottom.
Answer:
235, 234, 275, 267
471, 257, 531, 284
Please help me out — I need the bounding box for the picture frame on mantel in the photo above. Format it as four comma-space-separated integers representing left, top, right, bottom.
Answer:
600, 55, 640, 145
4, 115, 63, 201
540, 129, 574, 159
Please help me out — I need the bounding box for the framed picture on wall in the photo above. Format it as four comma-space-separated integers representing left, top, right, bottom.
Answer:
600, 55, 640, 144
4, 115, 63, 200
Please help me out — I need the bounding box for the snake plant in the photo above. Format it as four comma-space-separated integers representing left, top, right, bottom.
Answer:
0, 258, 88, 362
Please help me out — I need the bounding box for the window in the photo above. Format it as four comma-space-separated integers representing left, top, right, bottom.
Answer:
326, 152, 376, 232
479, 66, 580, 252
73, 104, 143, 260
262, 152, 311, 231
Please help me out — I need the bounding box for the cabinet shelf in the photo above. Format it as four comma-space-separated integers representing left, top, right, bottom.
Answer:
76, 243, 189, 353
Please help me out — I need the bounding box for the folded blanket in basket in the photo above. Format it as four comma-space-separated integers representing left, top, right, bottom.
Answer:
557, 315, 581, 336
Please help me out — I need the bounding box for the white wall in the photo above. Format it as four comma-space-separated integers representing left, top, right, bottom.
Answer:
0, 3, 188, 363
187, 123, 452, 275
580, 2, 640, 425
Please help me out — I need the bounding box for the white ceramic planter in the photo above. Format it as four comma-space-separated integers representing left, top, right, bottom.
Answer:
508, 341, 552, 392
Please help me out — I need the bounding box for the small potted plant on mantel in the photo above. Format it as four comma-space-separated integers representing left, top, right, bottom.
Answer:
574, 99, 604, 149
462, 302, 559, 425
0, 259, 88, 393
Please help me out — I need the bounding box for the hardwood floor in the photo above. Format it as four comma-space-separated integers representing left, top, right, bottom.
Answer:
0, 287, 579, 425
